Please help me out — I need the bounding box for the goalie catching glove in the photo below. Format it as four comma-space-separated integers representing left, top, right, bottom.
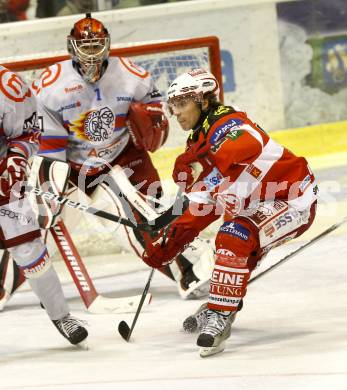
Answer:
127, 102, 169, 153
0, 151, 27, 198
142, 223, 199, 268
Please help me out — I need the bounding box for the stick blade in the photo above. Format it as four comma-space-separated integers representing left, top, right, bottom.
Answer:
118, 320, 131, 341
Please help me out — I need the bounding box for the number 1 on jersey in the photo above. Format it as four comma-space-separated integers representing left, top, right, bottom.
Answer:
94, 88, 102, 101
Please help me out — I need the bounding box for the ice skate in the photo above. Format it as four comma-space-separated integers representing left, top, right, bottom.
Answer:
197, 310, 234, 357
52, 314, 88, 348
183, 300, 241, 333
182, 302, 208, 332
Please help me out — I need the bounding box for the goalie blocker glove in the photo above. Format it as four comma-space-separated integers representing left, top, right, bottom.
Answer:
127, 102, 169, 153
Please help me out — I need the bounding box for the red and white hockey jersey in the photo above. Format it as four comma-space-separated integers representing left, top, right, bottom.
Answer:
33, 58, 162, 174
0, 66, 40, 175
176, 105, 318, 229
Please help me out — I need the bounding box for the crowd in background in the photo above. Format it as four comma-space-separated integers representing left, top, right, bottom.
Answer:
0, 0, 187, 22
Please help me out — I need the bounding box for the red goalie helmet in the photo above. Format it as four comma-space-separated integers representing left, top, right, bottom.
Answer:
67, 13, 110, 83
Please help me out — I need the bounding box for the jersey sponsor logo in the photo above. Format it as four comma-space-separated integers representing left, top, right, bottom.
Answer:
203, 167, 223, 190
24, 111, 39, 131
246, 164, 262, 180
210, 282, 243, 297
64, 84, 83, 93
273, 210, 299, 230
149, 89, 162, 99
299, 174, 311, 193
216, 249, 248, 267
211, 269, 245, 286
57, 101, 81, 113
210, 129, 243, 153
116, 96, 133, 102
0, 208, 35, 226
219, 222, 250, 241
216, 248, 236, 257
0, 69, 32, 102
210, 119, 243, 144
264, 223, 276, 237
213, 106, 231, 116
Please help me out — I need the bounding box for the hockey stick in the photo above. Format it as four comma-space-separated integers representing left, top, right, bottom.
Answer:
249, 216, 347, 285
117, 224, 172, 341
25, 185, 188, 232
50, 220, 151, 314
118, 268, 155, 341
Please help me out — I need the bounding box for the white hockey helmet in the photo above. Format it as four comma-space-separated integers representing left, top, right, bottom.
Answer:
167, 69, 220, 104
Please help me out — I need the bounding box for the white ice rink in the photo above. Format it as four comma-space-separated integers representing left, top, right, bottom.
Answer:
1, 164, 347, 390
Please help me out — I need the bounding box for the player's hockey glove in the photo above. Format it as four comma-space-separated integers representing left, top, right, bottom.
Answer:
172, 142, 210, 191
0, 152, 27, 198
127, 102, 169, 153
142, 223, 199, 268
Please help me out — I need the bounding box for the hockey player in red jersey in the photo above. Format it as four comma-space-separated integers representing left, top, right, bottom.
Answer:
0, 65, 88, 346
142, 69, 318, 357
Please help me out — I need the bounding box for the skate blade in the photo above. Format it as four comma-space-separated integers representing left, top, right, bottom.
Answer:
199, 341, 225, 358
76, 340, 89, 350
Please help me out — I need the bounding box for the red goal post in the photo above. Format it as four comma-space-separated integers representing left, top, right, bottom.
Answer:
2, 35, 223, 102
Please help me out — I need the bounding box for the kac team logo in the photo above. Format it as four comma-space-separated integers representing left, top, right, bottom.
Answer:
84, 107, 115, 144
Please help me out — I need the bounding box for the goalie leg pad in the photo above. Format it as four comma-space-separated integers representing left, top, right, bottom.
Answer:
27, 156, 71, 229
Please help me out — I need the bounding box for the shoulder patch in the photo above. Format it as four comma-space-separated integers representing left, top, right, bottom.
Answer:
210, 118, 243, 144
120, 57, 149, 79
34, 64, 62, 94
0, 69, 31, 103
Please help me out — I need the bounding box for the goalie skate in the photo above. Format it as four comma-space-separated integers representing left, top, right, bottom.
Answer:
52, 314, 88, 348
197, 310, 234, 357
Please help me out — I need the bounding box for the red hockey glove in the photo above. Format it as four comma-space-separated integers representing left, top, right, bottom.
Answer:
172, 143, 210, 190
127, 102, 169, 153
0, 153, 27, 198
142, 224, 199, 269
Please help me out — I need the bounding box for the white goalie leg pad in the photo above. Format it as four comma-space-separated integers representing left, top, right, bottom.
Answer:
88, 165, 160, 257
177, 238, 215, 300
27, 156, 71, 229
9, 238, 51, 279
89, 181, 145, 256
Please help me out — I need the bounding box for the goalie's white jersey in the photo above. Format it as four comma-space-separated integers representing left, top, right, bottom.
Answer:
33, 58, 162, 174
0, 65, 40, 167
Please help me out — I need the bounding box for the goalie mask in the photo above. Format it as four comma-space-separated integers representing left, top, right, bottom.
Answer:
167, 69, 220, 115
68, 13, 110, 83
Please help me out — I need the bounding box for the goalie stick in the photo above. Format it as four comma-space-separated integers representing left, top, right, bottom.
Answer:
50, 220, 152, 314
25, 185, 189, 232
